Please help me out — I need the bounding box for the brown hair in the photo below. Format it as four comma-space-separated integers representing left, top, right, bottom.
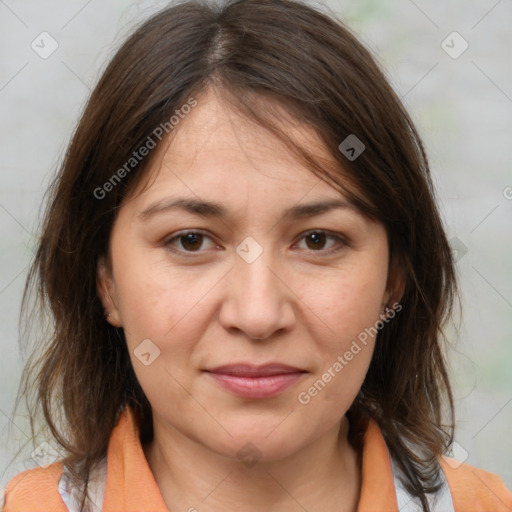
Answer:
15, 0, 457, 509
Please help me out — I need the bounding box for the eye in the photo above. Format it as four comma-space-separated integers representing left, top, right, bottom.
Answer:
294, 230, 347, 255
164, 230, 219, 254
163, 229, 347, 256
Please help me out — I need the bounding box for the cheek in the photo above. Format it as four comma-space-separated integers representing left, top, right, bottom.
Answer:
298, 257, 389, 400
111, 246, 223, 360
112, 260, 206, 407
110, 239, 179, 331
313, 259, 389, 345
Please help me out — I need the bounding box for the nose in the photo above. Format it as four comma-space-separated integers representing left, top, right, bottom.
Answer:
218, 243, 296, 341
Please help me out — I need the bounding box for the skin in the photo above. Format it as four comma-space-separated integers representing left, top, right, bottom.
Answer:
97, 86, 404, 512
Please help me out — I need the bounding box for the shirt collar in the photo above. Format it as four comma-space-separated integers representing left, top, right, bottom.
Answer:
101, 406, 399, 511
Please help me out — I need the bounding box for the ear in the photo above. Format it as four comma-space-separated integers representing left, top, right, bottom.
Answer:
382, 254, 406, 310
96, 254, 123, 327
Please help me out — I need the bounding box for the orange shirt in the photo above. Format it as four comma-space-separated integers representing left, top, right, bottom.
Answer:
4, 406, 512, 511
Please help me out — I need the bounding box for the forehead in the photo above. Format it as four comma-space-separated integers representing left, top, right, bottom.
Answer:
128, 87, 352, 208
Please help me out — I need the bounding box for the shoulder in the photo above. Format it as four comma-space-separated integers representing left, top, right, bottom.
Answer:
439, 455, 512, 511
3, 462, 68, 512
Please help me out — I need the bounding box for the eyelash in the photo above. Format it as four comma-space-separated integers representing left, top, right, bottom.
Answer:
163, 229, 348, 257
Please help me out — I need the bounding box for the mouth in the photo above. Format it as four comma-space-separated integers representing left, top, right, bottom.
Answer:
203, 363, 307, 399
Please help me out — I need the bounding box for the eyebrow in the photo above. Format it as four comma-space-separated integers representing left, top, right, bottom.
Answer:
138, 196, 358, 222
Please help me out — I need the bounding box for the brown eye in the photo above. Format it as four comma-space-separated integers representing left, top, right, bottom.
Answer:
296, 230, 346, 254
304, 231, 327, 250
179, 232, 204, 251
164, 231, 217, 254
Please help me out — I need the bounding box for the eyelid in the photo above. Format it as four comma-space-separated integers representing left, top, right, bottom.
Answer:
163, 229, 219, 255
163, 229, 349, 256
295, 229, 349, 257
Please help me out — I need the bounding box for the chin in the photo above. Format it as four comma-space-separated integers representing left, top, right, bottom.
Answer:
204, 421, 305, 462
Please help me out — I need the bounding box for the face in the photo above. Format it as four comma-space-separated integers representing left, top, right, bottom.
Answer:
98, 87, 400, 461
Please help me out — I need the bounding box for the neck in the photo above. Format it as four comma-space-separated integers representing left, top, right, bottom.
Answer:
143, 414, 361, 512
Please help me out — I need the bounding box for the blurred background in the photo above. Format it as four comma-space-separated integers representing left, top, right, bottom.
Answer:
1, 0, 511, 495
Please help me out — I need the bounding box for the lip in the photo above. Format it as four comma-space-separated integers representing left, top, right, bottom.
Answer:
206, 363, 305, 376
204, 363, 307, 399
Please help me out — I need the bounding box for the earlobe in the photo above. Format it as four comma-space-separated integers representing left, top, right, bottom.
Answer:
96, 255, 123, 327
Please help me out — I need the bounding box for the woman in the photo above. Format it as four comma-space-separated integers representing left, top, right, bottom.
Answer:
3, 0, 512, 510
